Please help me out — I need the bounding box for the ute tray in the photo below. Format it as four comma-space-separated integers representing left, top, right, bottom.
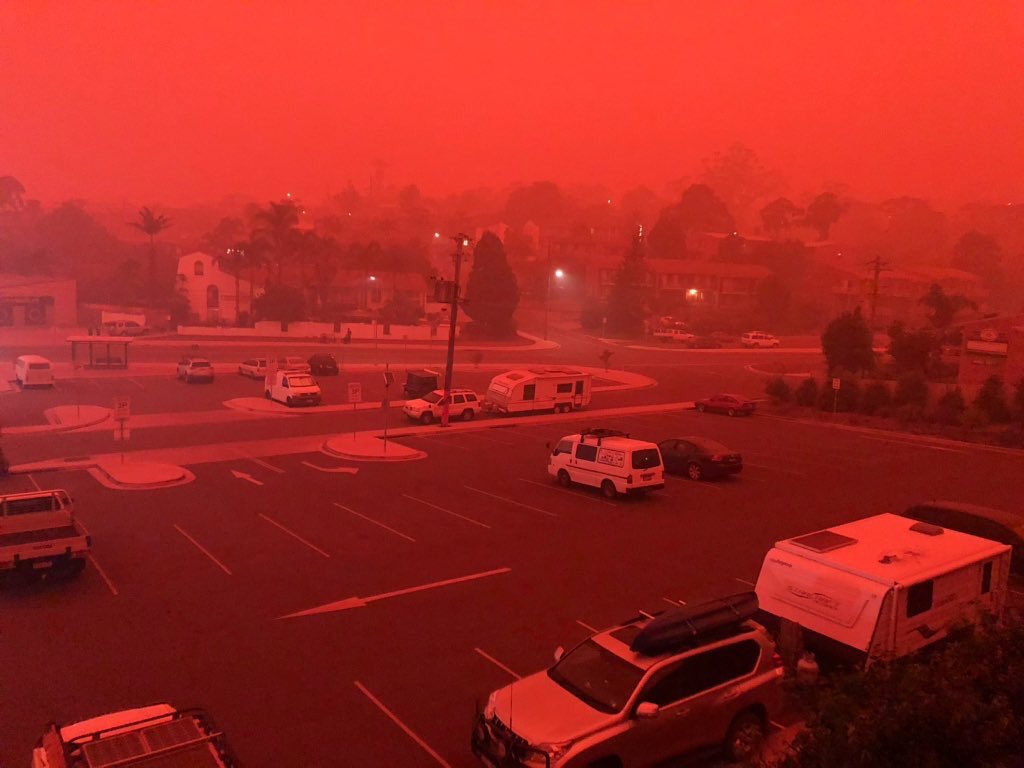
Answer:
0, 525, 81, 547
630, 592, 758, 656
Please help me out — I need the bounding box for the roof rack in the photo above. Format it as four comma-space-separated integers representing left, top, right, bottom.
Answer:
580, 428, 629, 444
629, 592, 758, 656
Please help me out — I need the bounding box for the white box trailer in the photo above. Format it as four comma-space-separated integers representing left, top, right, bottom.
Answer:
483, 367, 592, 415
755, 513, 1011, 668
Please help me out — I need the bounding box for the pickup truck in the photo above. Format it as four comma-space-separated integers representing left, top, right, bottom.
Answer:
0, 489, 90, 581
32, 704, 238, 768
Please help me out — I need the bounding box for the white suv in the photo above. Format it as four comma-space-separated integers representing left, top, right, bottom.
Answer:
741, 331, 780, 348
403, 388, 481, 424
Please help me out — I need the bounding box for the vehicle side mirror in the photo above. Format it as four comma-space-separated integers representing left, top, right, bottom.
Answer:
635, 702, 659, 719
553, 646, 564, 662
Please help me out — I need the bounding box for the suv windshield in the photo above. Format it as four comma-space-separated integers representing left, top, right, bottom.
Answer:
631, 449, 662, 469
547, 639, 644, 714
422, 391, 443, 404
192, 361, 211, 368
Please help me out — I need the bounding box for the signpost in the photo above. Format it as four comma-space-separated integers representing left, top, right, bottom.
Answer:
382, 365, 394, 453
347, 382, 362, 440
832, 378, 841, 414
112, 395, 131, 462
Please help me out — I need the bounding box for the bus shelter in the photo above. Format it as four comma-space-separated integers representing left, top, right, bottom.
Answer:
68, 336, 133, 369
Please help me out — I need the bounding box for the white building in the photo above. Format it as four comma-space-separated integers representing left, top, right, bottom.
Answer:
175, 251, 255, 324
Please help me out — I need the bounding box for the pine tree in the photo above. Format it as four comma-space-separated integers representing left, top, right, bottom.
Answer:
606, 228, 650, 336
464, 231, 520, 337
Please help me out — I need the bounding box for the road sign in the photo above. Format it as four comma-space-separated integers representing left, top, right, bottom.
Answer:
832, 378, 841, 390
347, 382, 362, 403
113, 396, 131, 420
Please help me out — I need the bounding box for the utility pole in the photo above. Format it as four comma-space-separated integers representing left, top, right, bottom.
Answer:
865, 255, 891, 329
441, 234, 471, 428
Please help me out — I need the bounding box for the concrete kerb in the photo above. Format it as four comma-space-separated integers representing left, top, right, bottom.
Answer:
322, 433, 426, 462
4, 406, 112, 435
88, 461, 195, 490
744, 363, 815, 379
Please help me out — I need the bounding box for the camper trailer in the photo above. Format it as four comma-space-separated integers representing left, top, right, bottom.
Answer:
483, 368, 592, 415
755, 513, 1011, 669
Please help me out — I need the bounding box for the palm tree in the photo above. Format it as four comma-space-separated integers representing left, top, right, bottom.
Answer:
242, 245, 268, 318
129, 207, 173, 303
251, 201, 299, 284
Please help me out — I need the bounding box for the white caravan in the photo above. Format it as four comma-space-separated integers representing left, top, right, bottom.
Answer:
755, 513, 1011, 668
483, 368, 592, 415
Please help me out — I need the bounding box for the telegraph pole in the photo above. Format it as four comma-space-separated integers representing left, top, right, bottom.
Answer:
865, 255, 891, 328
441, 234, 471, 427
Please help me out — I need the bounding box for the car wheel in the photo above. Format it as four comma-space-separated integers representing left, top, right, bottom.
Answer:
462, 408, 475, 421
557, 469, 572, 488
238, 367, 243, 375
265, 390, 271, 399
723, 711, 766, 763
286, 397, 293, 407
563, 403, 573, 413
727, 408, 737, 417
600, 480, 617, 499
185, 374, 192, 384
696, 403, 705, 412
687, 462, 703, 481
421, 412, 434, 425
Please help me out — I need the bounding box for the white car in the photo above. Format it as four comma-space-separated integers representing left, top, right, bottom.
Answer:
265, 370, 322, 407
402, 388, 481, 424
653, 328, 697, 343
176, 357, 214, 383
238, 357, 268, 378
741, 331, 780, 348
277, 356, 311, 373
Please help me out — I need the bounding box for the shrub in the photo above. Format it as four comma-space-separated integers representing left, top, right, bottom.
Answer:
860, 381, 892, 415
932, 387, 966, 425
819, 377, 860, 412
765, 376, 792, 403
973, 375, 1011, 423
894, 371, 928, 408
794, 378, 818, 407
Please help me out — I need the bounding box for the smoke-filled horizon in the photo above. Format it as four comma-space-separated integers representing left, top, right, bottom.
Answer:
2, 2, 1022, 208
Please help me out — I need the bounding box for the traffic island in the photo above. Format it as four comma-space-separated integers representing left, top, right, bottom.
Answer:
322, 433, 426, 462
89, 460, 195, 490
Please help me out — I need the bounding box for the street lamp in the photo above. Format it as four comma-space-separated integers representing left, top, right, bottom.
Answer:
544, 268, 565, 341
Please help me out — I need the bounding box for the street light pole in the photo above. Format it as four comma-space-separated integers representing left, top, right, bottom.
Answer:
441, 234, 470, 428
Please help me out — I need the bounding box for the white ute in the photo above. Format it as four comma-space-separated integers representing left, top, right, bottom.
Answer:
0, 489, 90, 581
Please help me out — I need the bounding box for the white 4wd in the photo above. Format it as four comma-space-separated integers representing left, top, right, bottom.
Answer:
265, 370, 322, 407
403, 388, 481, 424
741, 332, 780, 348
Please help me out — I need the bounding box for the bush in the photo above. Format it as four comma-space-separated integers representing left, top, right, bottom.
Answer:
894, 371, 928, 408
973, 375, 1011, 423
932, 387, 966, 425
765, 376, 792, 403
819, 377, 860, 412
794, 378, 818, 407
860, 381, 892, 415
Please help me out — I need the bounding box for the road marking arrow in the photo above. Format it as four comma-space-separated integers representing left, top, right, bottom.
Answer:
279, 567, 511, 619
301, 460, 359, 474
230, 469, 264, 485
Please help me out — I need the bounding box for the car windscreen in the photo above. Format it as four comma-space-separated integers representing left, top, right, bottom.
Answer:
547, 639, 644, 714
631, 449, 662, 469
422, 391, 443, 404
192, 361, 212, 368
287, 375, 316, 387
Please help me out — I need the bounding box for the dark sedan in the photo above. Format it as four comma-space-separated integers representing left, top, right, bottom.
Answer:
658, 437, 743, 480
694, 393, 756, 416
308, 353, 339, 376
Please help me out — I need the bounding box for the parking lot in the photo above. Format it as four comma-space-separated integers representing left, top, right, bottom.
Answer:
4, 406, 1023, 766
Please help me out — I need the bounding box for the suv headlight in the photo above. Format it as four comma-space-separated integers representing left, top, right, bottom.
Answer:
534, 740, 574, 765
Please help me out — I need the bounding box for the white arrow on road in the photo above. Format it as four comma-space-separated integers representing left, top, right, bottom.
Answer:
279, 567, 511, 619
230, 469, 264, 485
300, 461, 359, 475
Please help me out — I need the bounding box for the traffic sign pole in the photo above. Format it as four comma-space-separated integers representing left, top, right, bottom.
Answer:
347, 381, 362, 441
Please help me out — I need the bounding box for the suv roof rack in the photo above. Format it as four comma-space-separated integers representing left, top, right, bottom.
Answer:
580, 428, 629, 443
629, 592, 758, 656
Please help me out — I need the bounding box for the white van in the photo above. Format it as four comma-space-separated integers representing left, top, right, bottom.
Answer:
14, 355, 55, 388
265, 370, 322, 407
547, 428, 664, 498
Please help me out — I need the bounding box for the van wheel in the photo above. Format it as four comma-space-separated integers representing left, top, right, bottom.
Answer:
563, 403, 573, 413
600, 480, 617, 499
557, 469, 572, 488
727, 408, 737, 417
462, 409, 475, 421
421, 412, 434, 425
696, 403, 705, 412
265, 390, 271, 399
723, 711, 766, 762
687, 462, 703, 480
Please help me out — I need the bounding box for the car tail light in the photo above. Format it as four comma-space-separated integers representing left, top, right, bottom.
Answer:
711, 455, 722, 462
771, 651, 783, 668
627, 474, 633, 484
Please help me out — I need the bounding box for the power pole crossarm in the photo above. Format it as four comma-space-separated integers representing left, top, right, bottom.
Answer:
441, 234, 471, 427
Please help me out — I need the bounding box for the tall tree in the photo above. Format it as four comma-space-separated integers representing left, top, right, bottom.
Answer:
0, 176, 26, 210
951, 230, 1002, 287
214, 246, 248, 325
699, 143, 784, 219
606, 228, 650, 336
129, 206, 172, 303
821, 306, 874, 374
251, 200, 299, 284
803, 192, 844, 240
503, 181, 569, 231
920, 283, 976, 330
879, 197, 948, 264
648, 184, 734, 258
760, 197, 804, 235
464, 231, 520, 337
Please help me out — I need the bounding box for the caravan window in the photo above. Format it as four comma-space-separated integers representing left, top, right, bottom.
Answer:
523, 384, 536, 400
575, 444, 598, 462
556, 383, 573, 394
575, 380, 585, 395
906, 580, 934, 617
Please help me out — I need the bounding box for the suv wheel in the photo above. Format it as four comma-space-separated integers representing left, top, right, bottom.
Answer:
600, 480, 617, 499
727, 408, 737, 417
421, 412, 434, 425
724, 711, 766, 762
462, 408, 475, 421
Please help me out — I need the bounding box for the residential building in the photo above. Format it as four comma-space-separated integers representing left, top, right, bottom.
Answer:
175, 251, 254, 324
0, 273, 77, 327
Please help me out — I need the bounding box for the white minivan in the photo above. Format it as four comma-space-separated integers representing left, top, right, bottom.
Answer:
547, 428, 664, 498
14, 355, 55, 388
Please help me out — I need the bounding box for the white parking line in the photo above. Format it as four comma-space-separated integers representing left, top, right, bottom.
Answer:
127, 378, 145, 390
474, 647, 522, 679
353, 681, 452, 768
662, 597, 687, 606
402, 494, 491, 529
463, 486, 559, 518
519, 478, 617, 507
855, 433, 971, 454
259, 513, 331, 558
87, 554, 119, 596
333, 503, 416, 542
743, 460, 807, 477
249, 456, 285, 473
576, 619, 598, 633
173, 524, 233, 575
735, 577, 756, 587
27, 474, 42, 491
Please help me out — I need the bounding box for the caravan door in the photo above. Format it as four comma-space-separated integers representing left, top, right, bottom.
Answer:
573, 377, 588, 407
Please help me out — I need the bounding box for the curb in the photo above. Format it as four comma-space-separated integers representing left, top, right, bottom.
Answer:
88, 463, 195, 490
321, 439, 426, 462
744, 364, 814, 378
5, 408, 112, 436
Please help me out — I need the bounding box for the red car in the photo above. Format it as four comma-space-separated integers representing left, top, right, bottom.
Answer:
694, 393, 756, 416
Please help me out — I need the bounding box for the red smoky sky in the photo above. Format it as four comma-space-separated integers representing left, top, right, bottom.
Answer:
1, 1, 1022, 207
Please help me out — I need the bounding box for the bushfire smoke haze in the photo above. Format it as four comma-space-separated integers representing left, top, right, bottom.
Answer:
2, 1, 1022, 206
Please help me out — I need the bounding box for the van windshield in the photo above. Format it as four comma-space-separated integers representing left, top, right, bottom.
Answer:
632, 449, 661, 469
29, 363, 50, 370
287, 375, 316, 387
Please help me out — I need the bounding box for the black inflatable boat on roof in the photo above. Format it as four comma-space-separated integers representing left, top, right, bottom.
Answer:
629, 592, 759, 656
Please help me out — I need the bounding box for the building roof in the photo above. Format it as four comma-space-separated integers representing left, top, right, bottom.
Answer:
953, 313, 1024, 329
0, 272, 75, 289
587, 256, 770, 279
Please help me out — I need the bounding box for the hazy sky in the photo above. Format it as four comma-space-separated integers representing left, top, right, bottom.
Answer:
2, 1, 1022, 208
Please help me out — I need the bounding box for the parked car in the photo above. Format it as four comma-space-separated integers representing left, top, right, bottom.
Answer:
403, 388, 481, 424
658, 436, 743, 480
265, 370, 322, 407
237, 357, 268, 378
276, 356, 311, 373
308, 353, 339, 376
653, 327, 696, 343
900, 501, 1024, 576
177, 357, 214, 383
695, 393, 757, 416
103, 319, 149, 336
14, 355, 55, 388
472, 592, 783, 767
741, 331, 780, 348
